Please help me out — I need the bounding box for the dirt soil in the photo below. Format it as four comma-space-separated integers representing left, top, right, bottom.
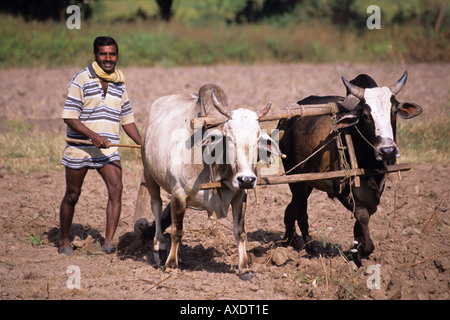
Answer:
0, 63, 449, 300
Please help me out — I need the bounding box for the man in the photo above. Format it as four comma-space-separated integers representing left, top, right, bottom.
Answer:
59, 36, 141, 256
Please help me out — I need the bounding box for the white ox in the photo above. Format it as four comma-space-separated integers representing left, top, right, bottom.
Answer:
138, 84, 282, 278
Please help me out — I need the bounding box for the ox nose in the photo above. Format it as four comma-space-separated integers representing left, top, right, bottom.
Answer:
379, 146, 397, 160
237, 176, 256, 189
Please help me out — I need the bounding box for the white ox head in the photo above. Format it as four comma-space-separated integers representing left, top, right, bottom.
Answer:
201, 90, 282, 189
333, 71, 423, 161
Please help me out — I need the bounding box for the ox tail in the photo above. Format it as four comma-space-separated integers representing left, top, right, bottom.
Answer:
138, 204, 172, 244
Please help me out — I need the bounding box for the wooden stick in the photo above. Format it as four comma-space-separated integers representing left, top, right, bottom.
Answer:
199, 163, 411, 190
399, 260, 426, 270
395, 158, 402, 181
65, 138, 141, 148
190, 102, 340, 129
344, 131, 360, 187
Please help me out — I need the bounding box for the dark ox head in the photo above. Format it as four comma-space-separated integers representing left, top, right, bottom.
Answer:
332, 71, 423, 162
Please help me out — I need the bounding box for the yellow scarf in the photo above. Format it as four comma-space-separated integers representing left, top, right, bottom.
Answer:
91, 61, 125, 84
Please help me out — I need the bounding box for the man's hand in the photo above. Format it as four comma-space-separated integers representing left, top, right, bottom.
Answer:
91, 134, 111, 149
64, 118, 111, 148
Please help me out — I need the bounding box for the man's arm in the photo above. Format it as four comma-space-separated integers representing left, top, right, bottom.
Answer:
122, 122, 142, 146
64, 118, 111, 148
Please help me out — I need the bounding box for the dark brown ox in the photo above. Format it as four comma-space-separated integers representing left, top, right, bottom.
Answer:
277, 71, 422, 261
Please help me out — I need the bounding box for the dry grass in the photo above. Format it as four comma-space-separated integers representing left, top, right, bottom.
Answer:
397, 118, 449, 164
0, 121, 142, 174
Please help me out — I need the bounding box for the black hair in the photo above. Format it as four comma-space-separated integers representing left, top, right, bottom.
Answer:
93, 36, 118, 55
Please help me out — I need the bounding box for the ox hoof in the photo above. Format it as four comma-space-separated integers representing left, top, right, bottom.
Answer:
102, 242, 116, 254
58, 246, 74, 256
154, 249, 168, 266
134, 218, 149, 234
239, 271, 256, 282
164, 265, 179, 274
165, 259, 179, 271
349, 248, 362, 268
353, 239, 374, 258
360, 243, 375, 257
349, 240, 375, 268
305, 243, 317, 257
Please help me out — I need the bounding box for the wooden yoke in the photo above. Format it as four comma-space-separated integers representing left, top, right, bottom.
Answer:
344, 130, 361, 187
199, 163, 411, 190
191, 102, 341, 129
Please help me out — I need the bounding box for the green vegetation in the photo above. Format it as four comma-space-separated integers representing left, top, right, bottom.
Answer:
0, 0, 448, 67
25, 233, 44, 246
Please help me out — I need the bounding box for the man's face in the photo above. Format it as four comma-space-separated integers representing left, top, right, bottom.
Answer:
94, 45, 118, 74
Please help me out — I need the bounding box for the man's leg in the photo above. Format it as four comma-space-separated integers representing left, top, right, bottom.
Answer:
59, 166, 88, 254
97, 161, 123, 252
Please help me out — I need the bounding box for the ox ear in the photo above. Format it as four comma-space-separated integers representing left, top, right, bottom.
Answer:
331, 110, 360, 131
341, 94, 360, 111
258, 132, 285, 162
397, 102, 423, 119
199, 129, 224, 147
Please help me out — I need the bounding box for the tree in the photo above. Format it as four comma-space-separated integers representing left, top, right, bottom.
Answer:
156, 0, 173, 21
0, 0, 92, 21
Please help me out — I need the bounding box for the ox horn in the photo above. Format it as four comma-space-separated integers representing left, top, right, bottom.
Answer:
211, 89, 231, 119
257, 101, 272, 119
341, 76, 365, 100
388, 70, 408, 95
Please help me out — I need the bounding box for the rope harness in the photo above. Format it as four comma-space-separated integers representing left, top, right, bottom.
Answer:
280, 110, 380, 214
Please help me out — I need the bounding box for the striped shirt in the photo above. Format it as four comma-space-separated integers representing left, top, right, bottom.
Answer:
61, 65, 135, 169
